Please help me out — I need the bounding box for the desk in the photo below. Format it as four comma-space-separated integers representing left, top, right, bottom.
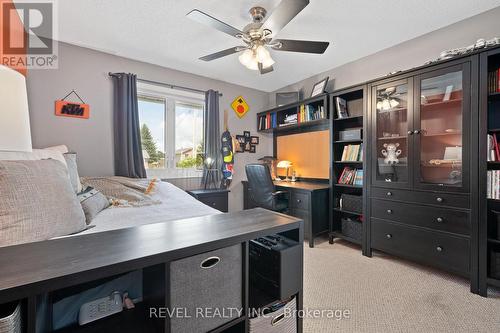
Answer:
242, 180, 329, 247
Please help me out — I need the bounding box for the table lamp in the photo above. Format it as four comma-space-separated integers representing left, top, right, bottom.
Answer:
277, 160, 293, 182
0, 65, 32, 152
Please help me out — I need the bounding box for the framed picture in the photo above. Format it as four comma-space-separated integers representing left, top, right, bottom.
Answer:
236, 135, 246, 144
236, 144, 245, 153
244, 142, 252, 151
310, 77, 329, 97
249, 145, 256, 153
250, 136, 259, 144
244, 131, 251, 138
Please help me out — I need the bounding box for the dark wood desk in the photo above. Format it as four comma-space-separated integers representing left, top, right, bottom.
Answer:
0, 208, 303, 333
242, 180, 329, 248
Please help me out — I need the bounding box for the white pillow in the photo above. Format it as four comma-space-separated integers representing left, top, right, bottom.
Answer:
0, 148, 67, 167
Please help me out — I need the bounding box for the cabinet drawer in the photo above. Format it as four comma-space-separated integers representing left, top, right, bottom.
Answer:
198, 194, 228, 212
371, 187, 469, 209
371, 199, 469, 235
371, 219, 470, 275
290, 191, 310, 210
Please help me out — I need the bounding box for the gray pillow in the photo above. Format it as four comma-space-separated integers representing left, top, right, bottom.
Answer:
78, 186, 110, 224
0, 159, 87, 247
63, 152, 83, 193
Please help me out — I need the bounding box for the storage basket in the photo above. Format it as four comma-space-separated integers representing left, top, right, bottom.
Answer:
249, 297, 296, 333
341, 218, 362, 242
0, 302, 21, 333
340, 194, 362, 214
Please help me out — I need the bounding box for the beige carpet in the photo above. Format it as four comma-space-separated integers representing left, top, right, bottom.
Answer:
303, 238, 500, 332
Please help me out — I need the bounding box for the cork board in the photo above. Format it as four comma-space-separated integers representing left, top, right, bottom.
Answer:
276, 130, 330, 179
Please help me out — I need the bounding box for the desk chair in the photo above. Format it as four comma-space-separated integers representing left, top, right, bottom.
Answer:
245, 164, 289, 213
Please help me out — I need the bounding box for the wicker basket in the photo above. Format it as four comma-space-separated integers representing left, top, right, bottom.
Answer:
341, 218, 362, 242
0, 302, 21, 333
340, 194, 362, 214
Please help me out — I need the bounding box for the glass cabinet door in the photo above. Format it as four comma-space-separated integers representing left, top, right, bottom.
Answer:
414, 64, 469, 191
372, 79, 413, 187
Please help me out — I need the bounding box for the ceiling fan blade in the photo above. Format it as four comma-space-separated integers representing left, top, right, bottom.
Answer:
261, 0, 309, 38
272, 39, 329, 54
258, 63, 274, 74
199, 47, 243, 61
187, 9, 244, 38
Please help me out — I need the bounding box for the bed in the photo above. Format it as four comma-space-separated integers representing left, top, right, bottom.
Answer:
78, 180, 221, 235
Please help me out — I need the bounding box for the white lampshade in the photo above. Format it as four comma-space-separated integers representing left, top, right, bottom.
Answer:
255, 45, 270, 63
238, 49, 254, 67
261, 55, 275, 68
0, 65, 32, 152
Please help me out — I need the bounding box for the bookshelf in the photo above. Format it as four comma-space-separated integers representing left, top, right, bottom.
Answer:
329, 85, 366, 249
480, 48, 500, 295
257, 94, 328, 133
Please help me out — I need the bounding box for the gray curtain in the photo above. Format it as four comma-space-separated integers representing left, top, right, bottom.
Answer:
111, 73, 147, 178
202, 90, 221, 187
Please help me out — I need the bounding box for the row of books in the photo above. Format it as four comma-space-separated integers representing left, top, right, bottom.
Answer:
338, 167, 363, 186
487, 170, 500, 199
487, 134, 500, 161
488, 67, 500, 94
258, 113, 277, 130
341, 144, 363, 162
298, 104, 325, 123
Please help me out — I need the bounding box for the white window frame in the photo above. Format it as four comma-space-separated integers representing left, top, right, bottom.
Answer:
137, 82, 205, 179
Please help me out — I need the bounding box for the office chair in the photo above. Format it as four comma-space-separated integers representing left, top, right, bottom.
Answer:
245, 164, 289, 213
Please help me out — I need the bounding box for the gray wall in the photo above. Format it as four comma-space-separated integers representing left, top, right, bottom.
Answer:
270, 6, 500, 106
26, 42, 272, 212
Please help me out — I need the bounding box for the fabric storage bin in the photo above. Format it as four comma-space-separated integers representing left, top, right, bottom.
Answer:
340, 194, 362, 214
169, 244, 243, 333
249, 297, 296, 333
0, 302, 21, 333
341, 218, 362, 242
490, 250, 500, 279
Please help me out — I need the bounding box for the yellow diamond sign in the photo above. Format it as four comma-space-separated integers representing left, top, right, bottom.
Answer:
231, 96, 250, 118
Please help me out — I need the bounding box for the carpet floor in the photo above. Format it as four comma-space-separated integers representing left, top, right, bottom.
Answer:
303, 238, 500, 332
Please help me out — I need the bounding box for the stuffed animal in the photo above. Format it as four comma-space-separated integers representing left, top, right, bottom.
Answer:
381, 143, 402, 164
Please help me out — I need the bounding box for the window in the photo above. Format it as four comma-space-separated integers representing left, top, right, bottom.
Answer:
137, 82, 204, 178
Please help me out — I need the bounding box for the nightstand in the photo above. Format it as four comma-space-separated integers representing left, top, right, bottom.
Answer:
188, 189, 230, 212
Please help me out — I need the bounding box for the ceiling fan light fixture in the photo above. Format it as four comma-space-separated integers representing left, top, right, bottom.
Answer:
238, 49, 254, 67
245, 58, 259, 70
261, 55, 275, 68
255, 45, 270, 63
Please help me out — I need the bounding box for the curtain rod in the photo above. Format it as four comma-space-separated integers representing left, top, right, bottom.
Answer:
108, 72, 223, 97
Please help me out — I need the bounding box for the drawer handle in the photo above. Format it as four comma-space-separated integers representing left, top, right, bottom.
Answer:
271, 313, 286, 326
386, 234, 392, 239
436, 246, 443, 252
436, 217, 444, 223
436, 197, 443, 203
386, 209, 393, 214
200, 256, 220, 269
386, 191, 392, 196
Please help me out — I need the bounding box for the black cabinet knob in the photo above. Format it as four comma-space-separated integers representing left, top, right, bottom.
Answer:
407, 130, 413, 135
386, 191, 392, 196
414, 130, 421, 134
436, 217, 444, 223
436, 197, 443, 203
386, 234, 392, 239
297, 199, 301, 203
436, 246, 443, 252
386, 209, 393, 214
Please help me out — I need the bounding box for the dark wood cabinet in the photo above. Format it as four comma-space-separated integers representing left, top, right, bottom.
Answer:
188, 189, 229, 212
365, 56, 479, 293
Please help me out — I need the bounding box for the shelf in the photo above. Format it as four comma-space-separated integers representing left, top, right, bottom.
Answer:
488, 128, 500, 133
488, 238, 500, 245
377, 107, 407, 114
421, 99, 462, 109
329, 231, 362, 245
258, 118, 329, 133
334, 115, 363, 122
487, 161, 500, 165
422, 131, 462, 137
334, 161, 363, 164
421, 162, 462, 168
334, 184, 363, 189
487, 277, 500, 289
333, 207, 362, 216
489, 92, 500, 99
378, 135, 407, 140
334, 139, 363, 144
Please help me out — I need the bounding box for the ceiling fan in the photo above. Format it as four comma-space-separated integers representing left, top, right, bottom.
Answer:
186, 0, 330, 74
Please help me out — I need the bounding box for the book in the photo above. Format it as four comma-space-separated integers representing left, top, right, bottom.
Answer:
488, 67, 500, 93
335, 97, 348, 119
354, 170, 363, 186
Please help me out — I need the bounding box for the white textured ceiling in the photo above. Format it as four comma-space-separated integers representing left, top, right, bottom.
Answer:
38, 0, 500, 91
